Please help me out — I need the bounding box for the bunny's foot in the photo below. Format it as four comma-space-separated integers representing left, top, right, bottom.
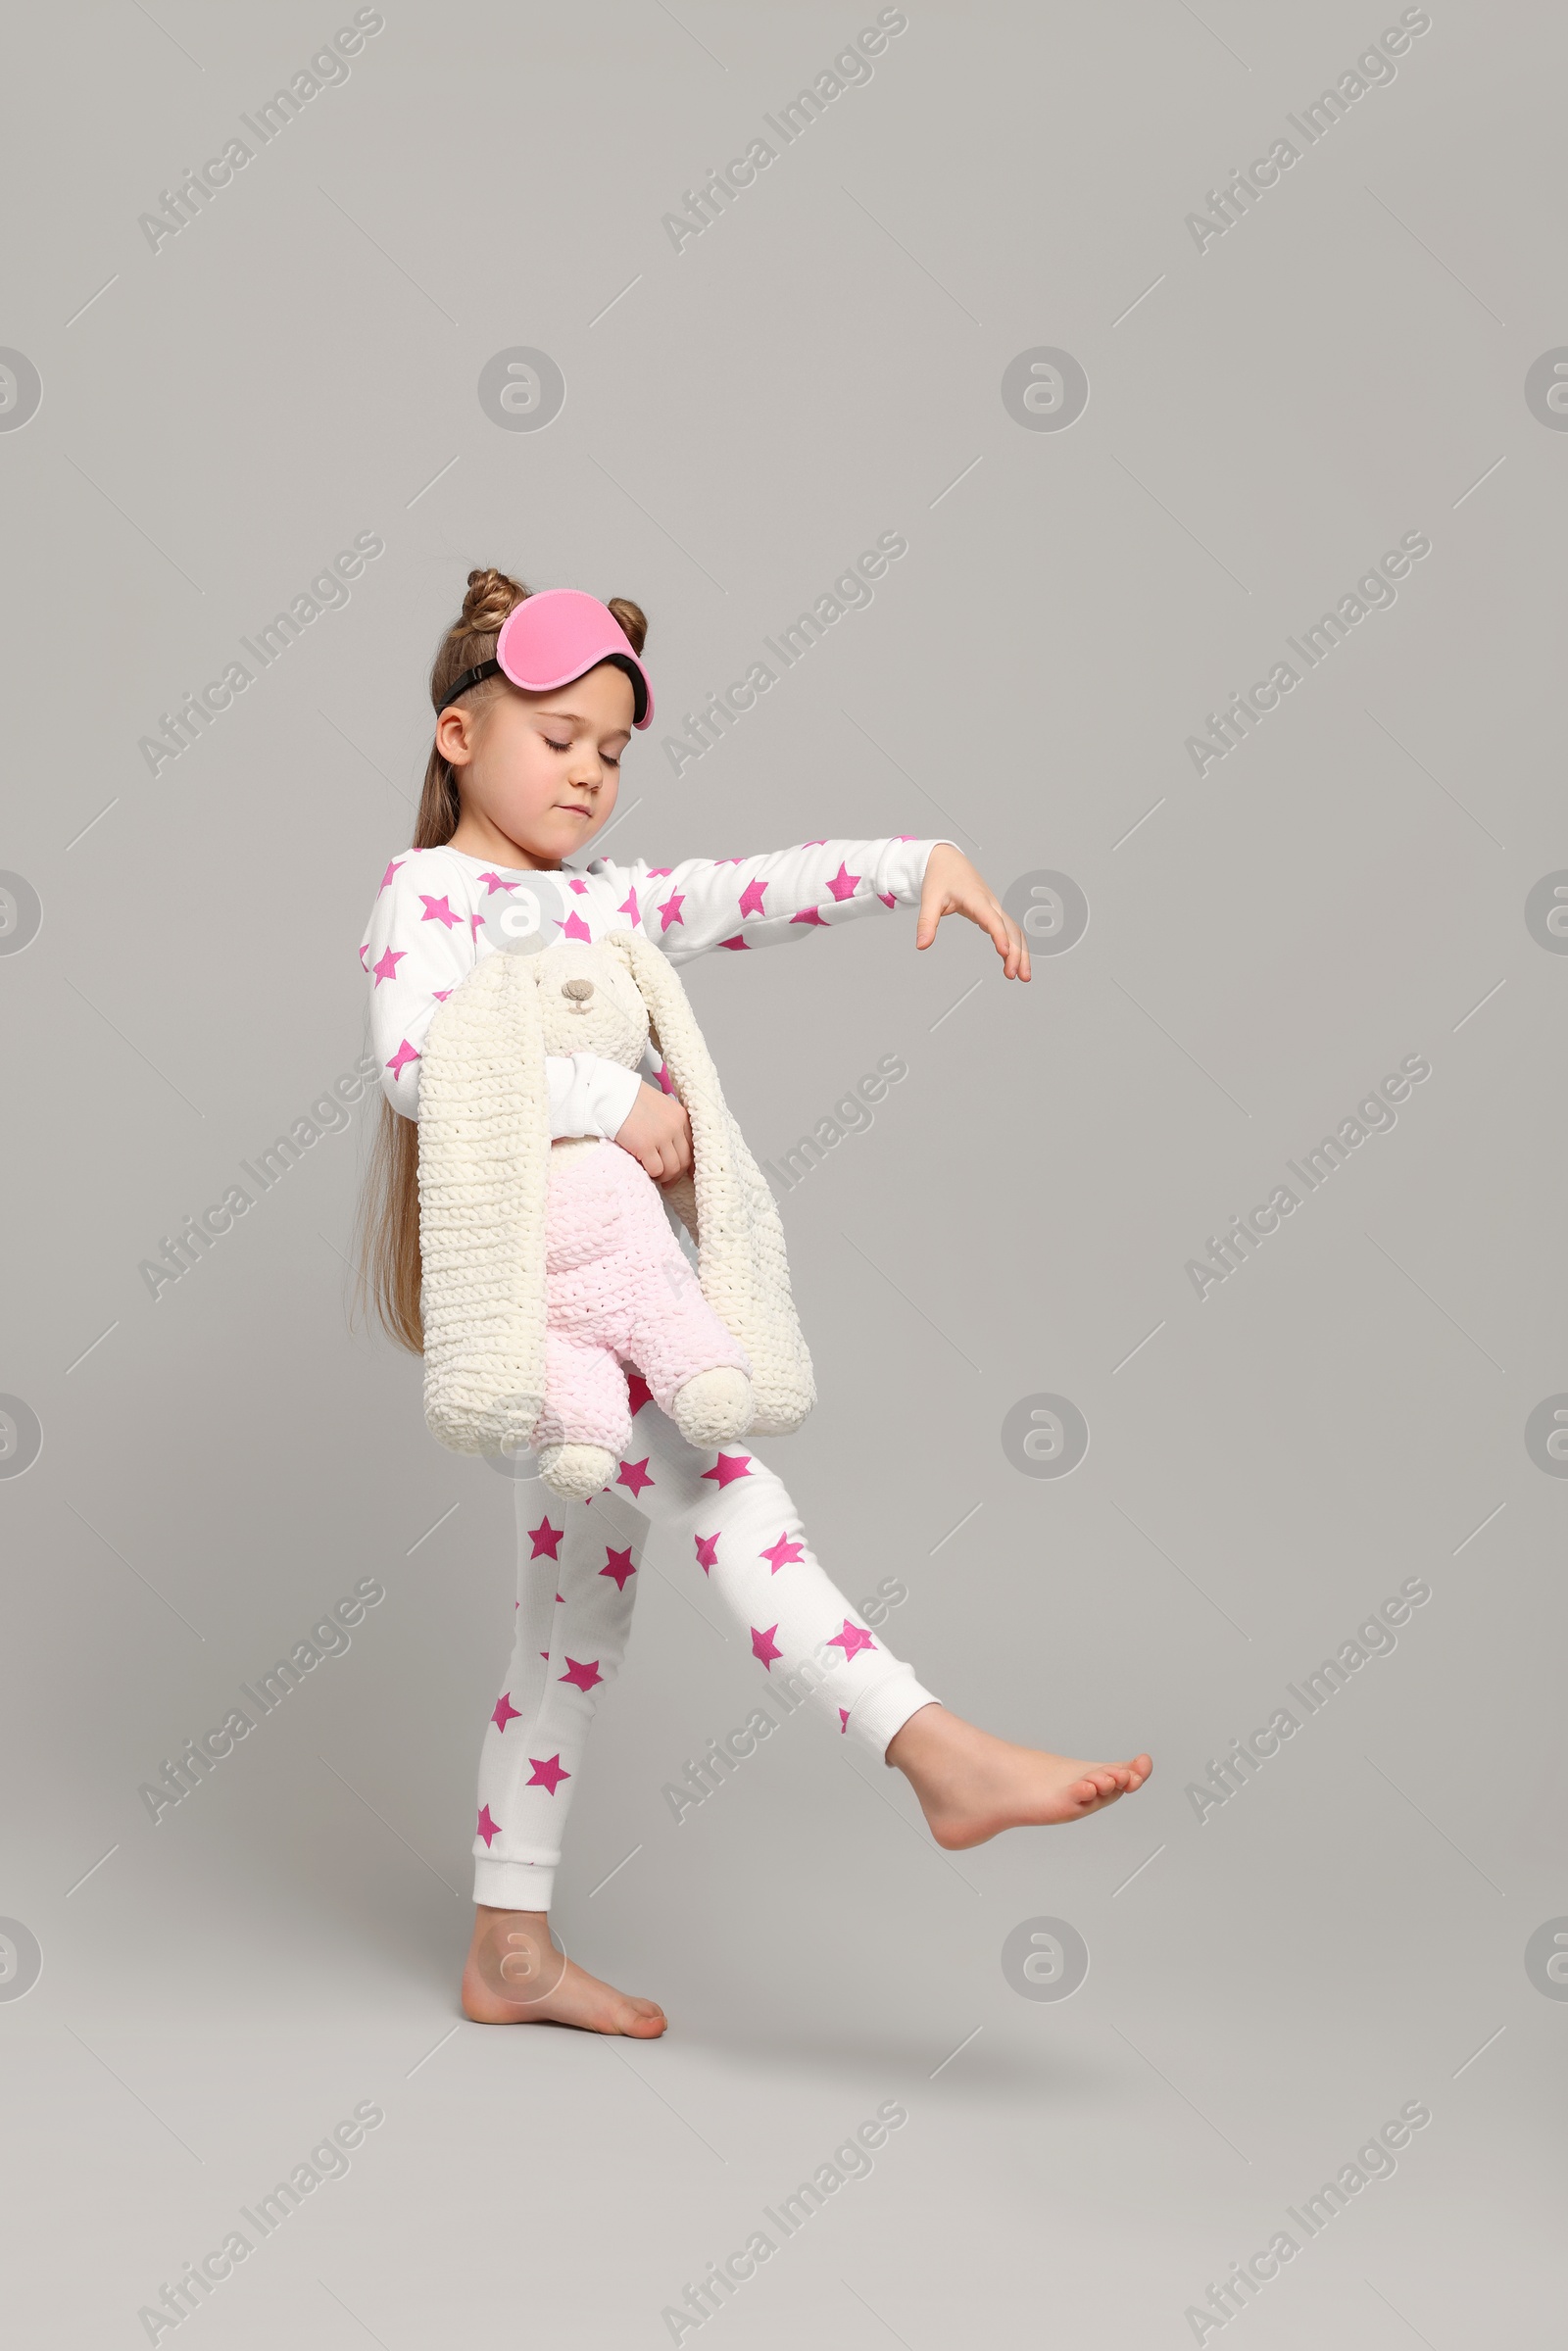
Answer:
671, 1366, 753, 1446
536, 1441, 618, 1500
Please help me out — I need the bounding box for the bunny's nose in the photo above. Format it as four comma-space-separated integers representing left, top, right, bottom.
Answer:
562, 977, 595, 1003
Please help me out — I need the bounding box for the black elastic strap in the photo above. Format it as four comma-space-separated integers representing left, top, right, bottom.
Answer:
437, 660, 501, 710
434, 651, 646, 726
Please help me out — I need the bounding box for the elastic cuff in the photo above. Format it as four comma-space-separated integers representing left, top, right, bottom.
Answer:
591, 1058, 643, 1140
847, 1669, 941, 1760
473, 1856, 555, 1912
883, 836, 958, 905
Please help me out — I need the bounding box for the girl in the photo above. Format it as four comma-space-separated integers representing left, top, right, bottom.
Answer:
357, 567, 1151, 2038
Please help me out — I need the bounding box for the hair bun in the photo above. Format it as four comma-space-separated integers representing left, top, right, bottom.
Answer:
606, 597, 648, 656
461, 566, 528, 638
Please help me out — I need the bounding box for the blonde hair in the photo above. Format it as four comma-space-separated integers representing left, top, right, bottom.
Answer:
353, 566, 650, 1352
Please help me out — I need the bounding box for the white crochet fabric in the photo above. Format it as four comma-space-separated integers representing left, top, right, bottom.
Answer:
417, 935, 815, 1454
415, 948, 552, 1455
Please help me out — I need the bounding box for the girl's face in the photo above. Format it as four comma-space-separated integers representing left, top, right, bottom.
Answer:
440, 660, 635, 868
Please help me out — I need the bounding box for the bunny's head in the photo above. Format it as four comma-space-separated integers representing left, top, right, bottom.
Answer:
530, 940, 650, 1070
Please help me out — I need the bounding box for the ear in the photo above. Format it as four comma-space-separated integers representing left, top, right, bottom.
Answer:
601, 927, 814, 1436
601, 927, 652, 1040
603, 928, 724, 1128
416, 949, 553, 1454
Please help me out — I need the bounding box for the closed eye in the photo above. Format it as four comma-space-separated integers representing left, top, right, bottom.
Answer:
547, 735, 621, 766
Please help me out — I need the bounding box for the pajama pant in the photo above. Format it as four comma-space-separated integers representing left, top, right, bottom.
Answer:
472, 1380, 941, 1910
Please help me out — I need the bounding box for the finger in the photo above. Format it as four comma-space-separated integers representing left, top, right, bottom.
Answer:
978, 898, 1016, 972
914, 884, 946, 951
996, 908, 1028, 981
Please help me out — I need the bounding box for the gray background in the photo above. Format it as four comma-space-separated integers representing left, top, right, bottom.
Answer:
2, 0, 1563, 2342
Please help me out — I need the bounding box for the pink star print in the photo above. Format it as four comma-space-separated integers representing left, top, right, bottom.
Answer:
386, 1040, 419, 1079
717, 935, 749, 952
760, 1533, 805, 1574
492, 1692, 521, 1733
476, 1804, 501, 1846
802, 839, 826, 848
478, 870, 516, 896
751, 1624, 783, 1669
656, 1061, 675, 1095
527, 1753, 570, 1794
470, 912, 484, 941
657, 892, 685, 932
618, 888, 639, 924
561, 910, 592, 943
528, 1517, 564, 1560
695, 1532, 720, 1574
372, 946, 405, 986
828, 1620, 876, 1661
359, 943, 369, 968
617, 1456, 655, 1499
600, 1544, 637, 1591
827, 861, 861, 901
738, 877, 768, 917
378, 859, 404, 892
625, 1369, 654, 1415
568, 877, 589, 895
559, 1656, 603, 1692
790, 906, 827, 928
646, 867, 672, 879
419, 894, 463, 929
877, 890, 896, 907
432, 988, 452, 1002
702, 1451, 753, 1490
839, 1708, 851, 1733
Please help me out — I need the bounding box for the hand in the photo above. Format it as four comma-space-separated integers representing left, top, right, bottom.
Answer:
612, 1081, 693, 1183
915, 844, 1031, 980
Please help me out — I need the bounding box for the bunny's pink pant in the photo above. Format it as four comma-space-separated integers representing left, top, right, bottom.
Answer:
529, 1142, 751, 1456
472, 1385, 941, 1910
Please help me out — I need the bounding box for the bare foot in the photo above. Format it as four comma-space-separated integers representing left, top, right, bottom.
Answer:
886, 1706, 1152, 1849
461, 1908, 667, 2035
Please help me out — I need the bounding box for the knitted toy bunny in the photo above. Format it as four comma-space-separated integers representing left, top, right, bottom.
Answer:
416, 929, 815, 1501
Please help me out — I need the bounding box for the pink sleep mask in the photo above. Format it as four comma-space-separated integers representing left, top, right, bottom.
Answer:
439, 588, 654, 728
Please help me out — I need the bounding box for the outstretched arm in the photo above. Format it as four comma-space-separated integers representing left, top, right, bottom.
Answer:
588, 835, 1029, 977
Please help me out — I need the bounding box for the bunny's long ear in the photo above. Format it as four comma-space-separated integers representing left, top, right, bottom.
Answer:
605, 928, 815, 1437
416, 952, 551, 1454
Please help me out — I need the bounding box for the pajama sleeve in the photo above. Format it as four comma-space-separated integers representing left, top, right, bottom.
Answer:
361, 858, 644, 1133
587, 837, 959, 964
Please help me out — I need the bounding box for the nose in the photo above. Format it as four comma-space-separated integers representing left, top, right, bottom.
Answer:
562, 978, 594, 1004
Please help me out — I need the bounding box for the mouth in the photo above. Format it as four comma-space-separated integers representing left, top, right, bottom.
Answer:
559, 804, 595, 819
